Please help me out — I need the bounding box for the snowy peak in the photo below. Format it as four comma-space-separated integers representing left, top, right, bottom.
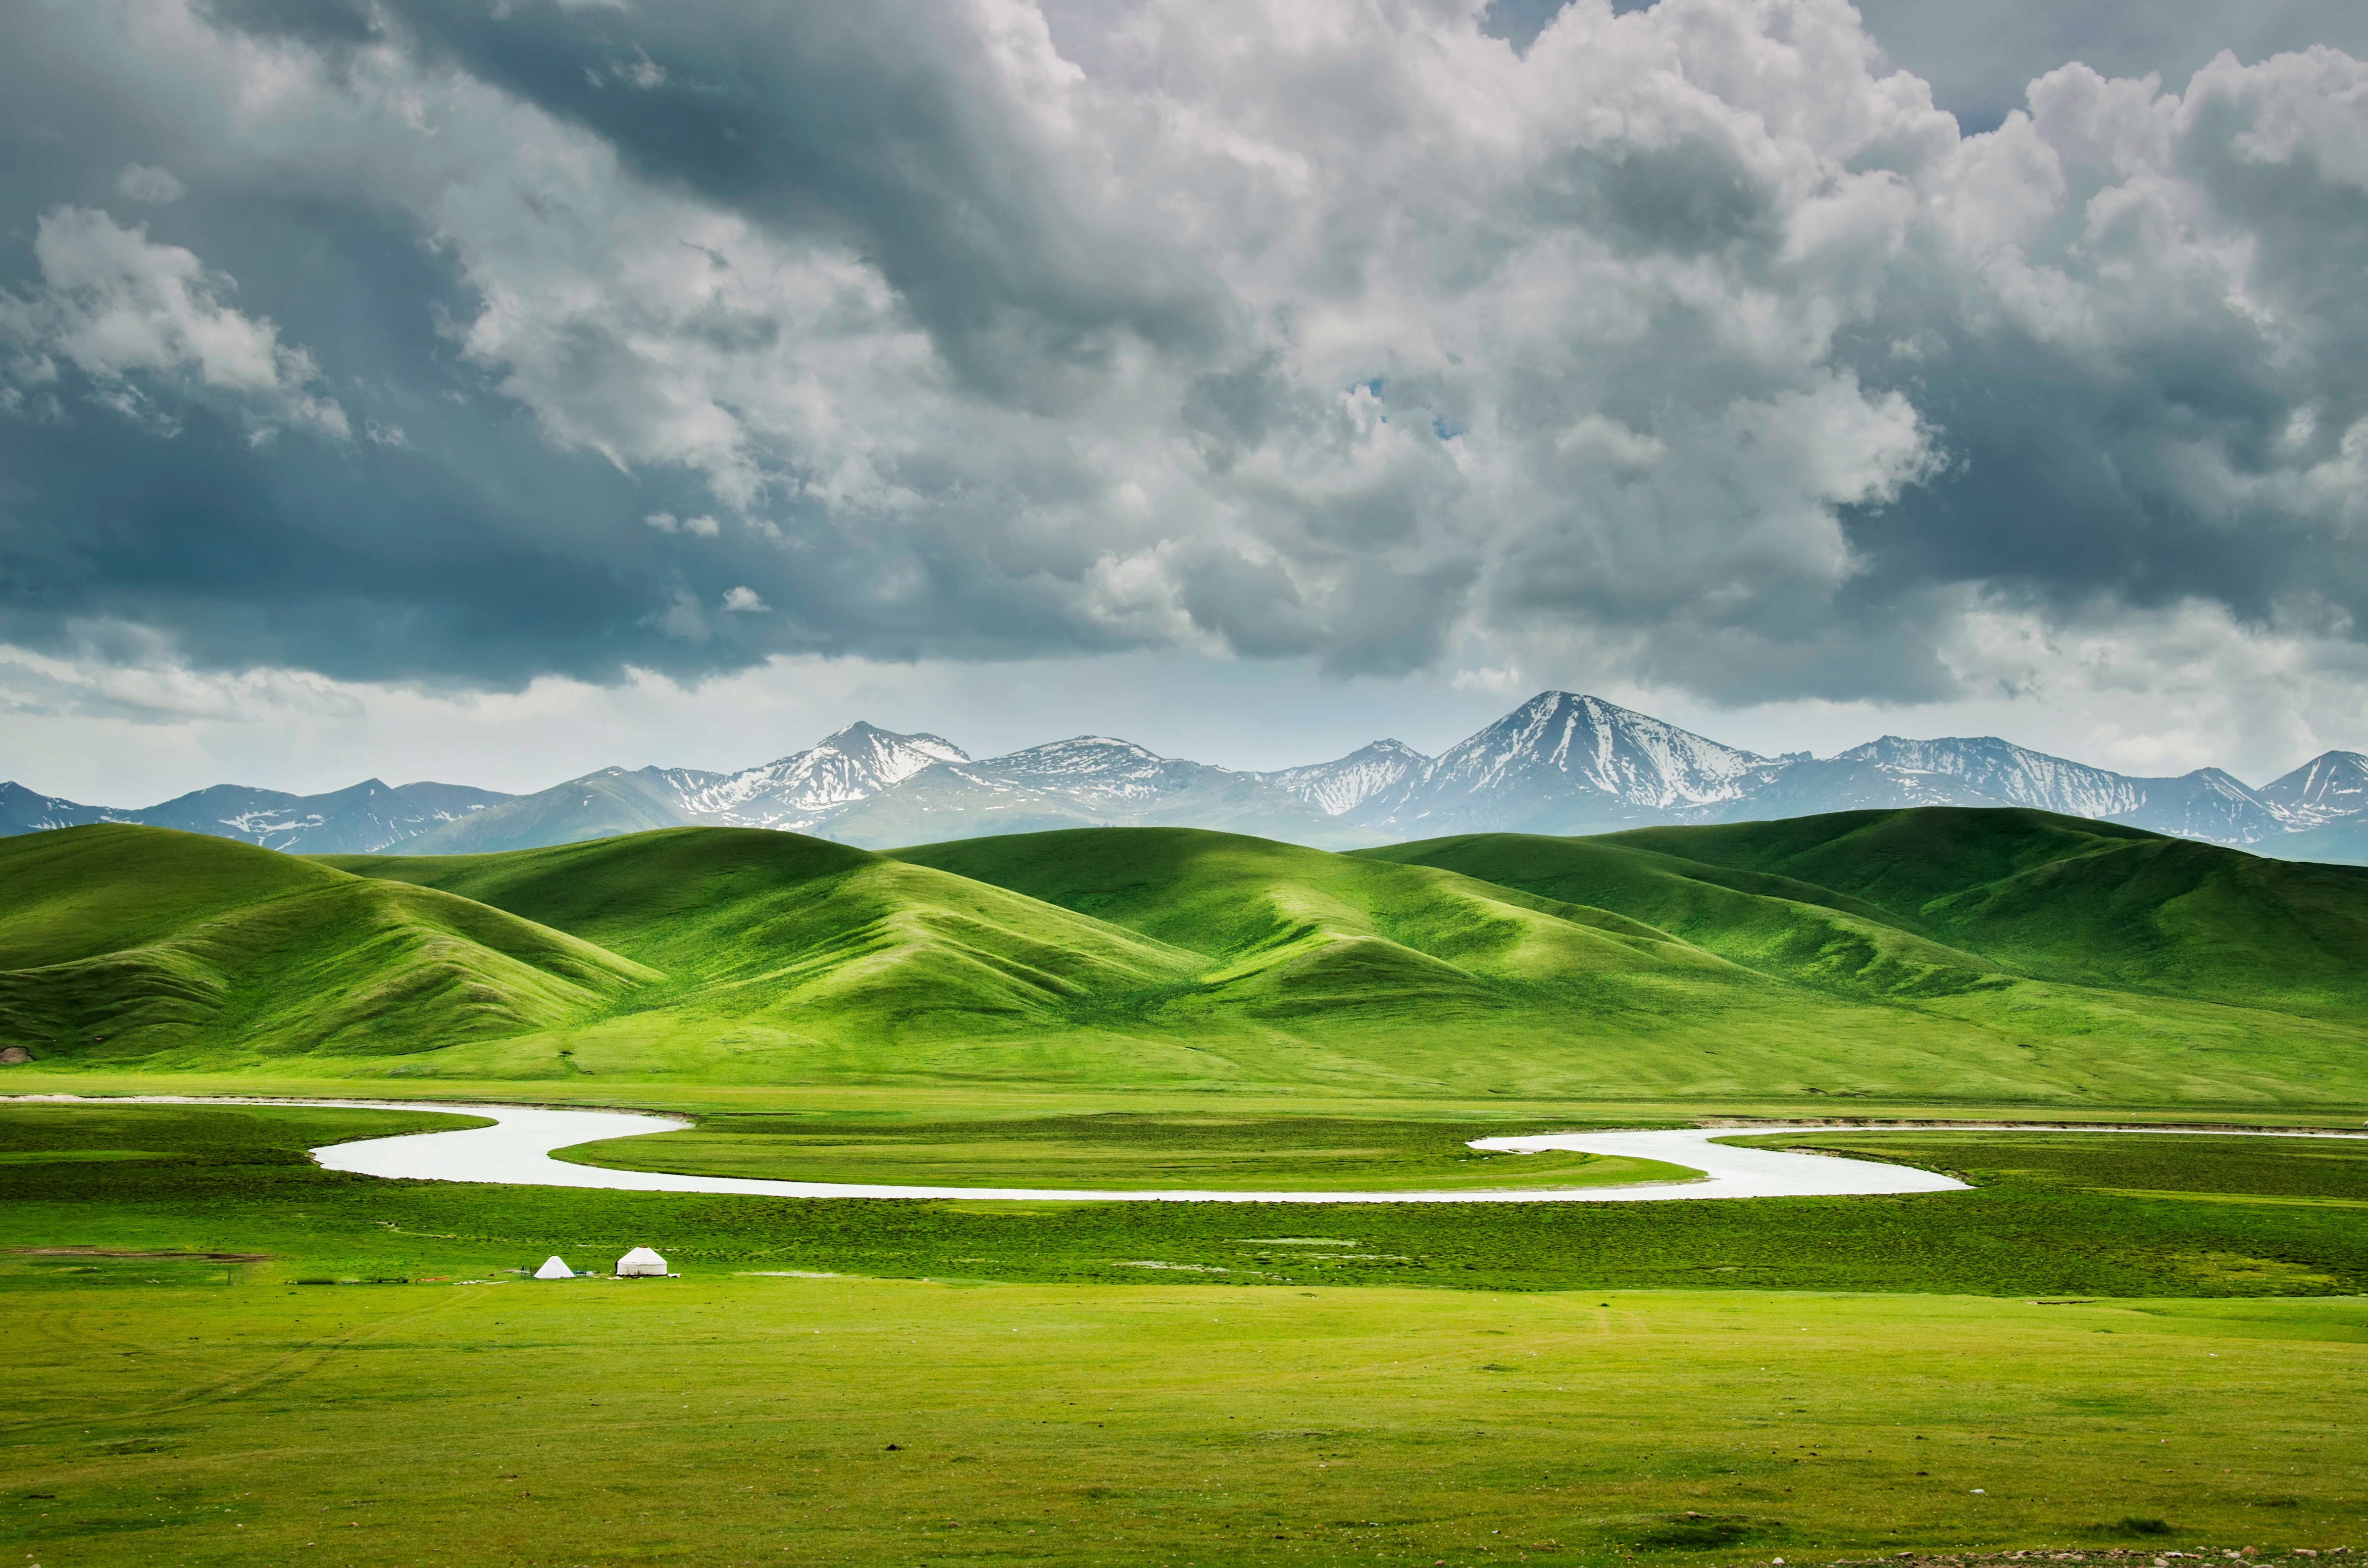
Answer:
2260, 751, 2368, 828
1358, 692, 1769, 835
1258, 738, 1431, 817
1833, 736, 2147, 818
658, 722, 970, 830
1364, 686, 1771, 833
946, 736, 1200, 808
2109, 768, 2286, 846
819, 733, 1389, 850
1454, 692, 1768, 807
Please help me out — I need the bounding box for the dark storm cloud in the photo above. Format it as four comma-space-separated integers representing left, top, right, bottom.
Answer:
0, 0, 2365, 708
202, 0, 1233, 402
0, 0, 1205, 685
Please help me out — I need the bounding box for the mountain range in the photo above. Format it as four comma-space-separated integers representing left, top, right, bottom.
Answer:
8, 692, 2368, 864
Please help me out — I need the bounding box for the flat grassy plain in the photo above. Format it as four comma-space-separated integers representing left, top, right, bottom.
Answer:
553, 1111, 1705, 1191
6, 1105, 2368, 1567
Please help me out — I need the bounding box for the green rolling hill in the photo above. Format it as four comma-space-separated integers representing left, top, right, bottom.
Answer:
889, 827, 1735, 1009
2, 812, 2364, 1106
325, 827, 1200, 1035
0, 826, 653, 1064
1362, 809, 2368, 1017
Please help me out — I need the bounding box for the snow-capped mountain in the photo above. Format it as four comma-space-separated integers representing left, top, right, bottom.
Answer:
1258, 739, 1431, 817
0, 781, 108, 835
11, 696, 2368, 863
655, 722, 969, 830
1830, 736, 2149, 818
821, 735, 1389, 850
1265, 695, 2368, 859
2259, 751, 2368, 828
1708, 754, 1999, 819
0, 778, 509, 853
1814, 736, 2287, 845
1348, 692, 1777, 837
394, 723, 970, 854
2104, 769, 2288, 845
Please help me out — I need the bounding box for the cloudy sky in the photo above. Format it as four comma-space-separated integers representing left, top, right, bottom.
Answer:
4, 0, 2367, 801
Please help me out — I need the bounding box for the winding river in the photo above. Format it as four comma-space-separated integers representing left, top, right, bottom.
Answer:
11, 1096, 2364, 1203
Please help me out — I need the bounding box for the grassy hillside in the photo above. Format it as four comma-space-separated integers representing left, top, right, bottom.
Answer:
892, 827, 1735, 1011
1356, 831, 2009, 1002
1455, 809, 2368, 1017
885, 825, 2368, 1107
323, 828, 1212, 1078
0, 826, 653, 1065
10, 814, 2368, 1105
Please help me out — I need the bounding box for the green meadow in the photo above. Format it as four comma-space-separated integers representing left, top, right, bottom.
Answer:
6, 1104, 2368, 1567
5, 810, 2368, 1564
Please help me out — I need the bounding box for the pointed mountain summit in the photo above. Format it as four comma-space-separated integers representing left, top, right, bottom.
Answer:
1351, 692, 1773, 837
1258, 739, 1431, 817
662, 722, 970, 831
2260, 750, 2368, 828
393, 723, 967, 855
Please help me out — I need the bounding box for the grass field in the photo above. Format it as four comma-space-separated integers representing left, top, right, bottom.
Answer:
552, 1112, 1704, 1192
10, 1103, 2368, 1303
13, 1274, 2364, 1568
9, 813, 2368, 1565
5, 1103, 2368, 1567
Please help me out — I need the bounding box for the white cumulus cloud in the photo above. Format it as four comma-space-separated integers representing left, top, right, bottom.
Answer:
0, 204, 347, 439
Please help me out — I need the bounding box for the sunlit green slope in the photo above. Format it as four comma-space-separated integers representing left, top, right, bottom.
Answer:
9, 816, 2366, 1105
327, 826, 1200, 1031
0, 826, 654, 1065
1356, 830, 2006, 1001
890, 824, 2368, 1105
1369, 809, 2368, 1018
890, 826, 1735, 1013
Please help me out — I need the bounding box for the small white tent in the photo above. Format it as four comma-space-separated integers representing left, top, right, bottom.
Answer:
616, 1247, 667, 1277
533, 1256, 574, 1279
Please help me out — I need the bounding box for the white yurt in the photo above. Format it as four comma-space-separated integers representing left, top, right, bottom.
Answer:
616, 1247, 668, 1277
533, 1256, 574, 1279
